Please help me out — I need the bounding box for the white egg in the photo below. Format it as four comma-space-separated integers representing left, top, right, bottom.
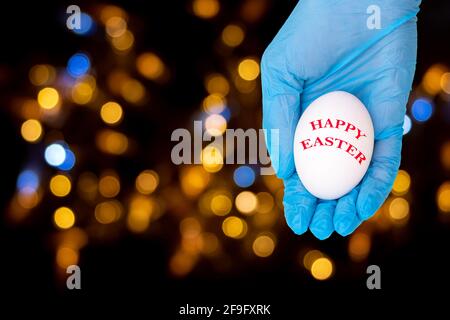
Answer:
294, 91, 374, 200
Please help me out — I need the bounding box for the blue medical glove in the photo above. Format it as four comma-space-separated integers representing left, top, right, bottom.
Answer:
261, 0, 420, 239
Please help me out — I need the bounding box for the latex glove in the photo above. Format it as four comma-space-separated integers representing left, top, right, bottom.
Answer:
261, 0, 420, 239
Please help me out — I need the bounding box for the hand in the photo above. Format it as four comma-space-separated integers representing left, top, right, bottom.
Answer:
261, 0, 420, 239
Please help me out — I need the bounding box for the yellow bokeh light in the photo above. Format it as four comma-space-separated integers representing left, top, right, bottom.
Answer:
135, 170, 159, 195
77, 172, 98, 202
136, 52, 165, 80
96, 129, 129, 155
192, 0, 220, 19
441, 141, 450, 170
388, 197, 410, 221
302, 250, 323, 270
205, 114, 227, 136
111, 30, 134, 51
205, 74, 230, 96
105, 16, 127, 38
441, 73, 450, 94
256, 192, 274, 214
72, 81, 94, 105
54, 207, 76, 229
99, 173, 120, 198
202, 94, 226, 114
56, 246, 79, 269
238, 58, 260, 81
222, 216, 247, 239
235, 191, 258, 215
100, 101, 123, 125
180, 217, 202, 238
99, 5, 128, 24
234, 74, 257, 93
21, 119, 43, 143
38, 87, 59, 109
127, 194, 154, 233
422, 64, 447, 95
121, 79, 145, 104
50, 175, 72, 197
437, 182, 450, 213
222, 24, 245, 47
311, 257, 333, 280
17, 190, 40, 209
210, 194, 232, 216
201, 145, 223, 173
95, 200, 122, 224
348, 232, 371, 262
180, 166, 210, 197
252, 234, 275, 258
201, 232, 220, 256
29, 64, 55, 86
392, 170, 411, 196
169, 250, 197, 277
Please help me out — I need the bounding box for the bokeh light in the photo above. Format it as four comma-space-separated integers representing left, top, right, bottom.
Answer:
238, 58, 260, 81
45, 143, 66, 167
100, 101, 123, 125
136, 52, 165, 80
205, 114, 227, 136
71, 78, 95, 104
310, 257, 333, 280
54, 207, 76, 229
411, 98, 433, 122
392, 170, 411, 196
21, 119, 43, 143
111, 30, 134, 52
105, 16, 127, 38
422, 64, 447, 95
135, 170, 159, 195
252, 234, 275, 257
29, 64, 55, 86
205, 74, 230, 96
67, 53, 91, 78
437, 182, 450, 213
17, 169, 39, 193
50, 174, 72, 197
56, 247, 79, 269
302, 250, 323, 270
202, 94, 226, 114
37, 87, 59, 109
235, 191, 257, 215
72, 13, 94, 36
441, 141, 450, 170
222, 24, 245, 47
96, 129, 129, 155
201, 145, 223, 173
180, 166, 210, 198
192, 0, 220, 19
99, 173, 121, 198
127, 194, 154, 233
222, 216, 247, 239
95, 200, 123, 224
210, 194, 232, 216
388, 197, 410, 222
233, 166, 255, 188
348, 232, 371, 262
255, 192, 274, 214
403, 114, 412, 135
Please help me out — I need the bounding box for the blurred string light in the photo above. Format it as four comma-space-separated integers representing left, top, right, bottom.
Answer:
201, 145, 223, 172
392, 170, 411, 196
235, 191, 257, 215
21, 119, 43, 143
71, 75, 96, 105
29, 64, 56, 86
99, 5, 128, 24
192, 0, 220, 19
180, 166, 210, 197
96, 129, 129, 155
72, 13, 95, 36
234, 74, 257, 93
441, 72, 450, 94
136, 52, 165, 81
135, 170, 159, 195
348, 232, 371, 262
205, 74, 230, 96
77, 172, 98, 202
45, 143, 66, 167
54, 207, 76, 229
221, 24, 245, 47
210, 193, 232, 216
67, 53, 91, 78
120, 78, 145, 103
411, 98, 433, 122
105, 16, 127, 38
403, 114, 412, 135
202, 94, 226, 114
17, 170, 39, 194
205, 114, 227, 136
37, 87, 59, 109
437, 182, 450, 213
50, 174, 72, 197
233, 165, 255, 187
302, 250, 323, 270
255, 192, 274, 214
388, 197, 410, 224
310, 257, 334, 280
252, 233, 275, 258
111, 30, 134, 52
238, 57, 260, 81
95, 200, 123, 224
127, 194, 154, 233
100, 101, 123, 125
201, 232, 220, 256
56, 246, 79, 269
222, 216, 247, 239
422, 64, 448, 95
99, 172, 120, 198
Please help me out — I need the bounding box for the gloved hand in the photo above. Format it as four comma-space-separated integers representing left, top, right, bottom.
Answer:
261, 0, 420, 239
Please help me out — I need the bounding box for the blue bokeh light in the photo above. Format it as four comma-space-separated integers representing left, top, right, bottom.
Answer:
17, 170, 39, 193
45, 143, 66, 167
221, 106, 231, 122
411, 98, 433, 122
403, 114, 412, 135
233, 166, 256, 188
57, 148, 76, 171
67, 53, 90, 78
72, 13, 94, 36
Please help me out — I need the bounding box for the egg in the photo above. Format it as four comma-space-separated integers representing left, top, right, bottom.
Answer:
294, 91, 374, 200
